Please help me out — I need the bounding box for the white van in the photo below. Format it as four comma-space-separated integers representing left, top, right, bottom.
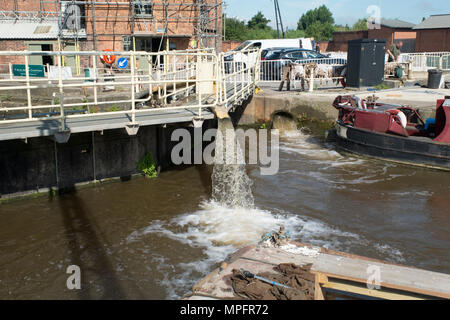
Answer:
224, 38, 314, 68
232, 38, 313, 52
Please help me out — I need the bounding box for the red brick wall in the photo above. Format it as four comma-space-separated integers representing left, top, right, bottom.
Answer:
326, 31, 368, 52
222, 41, 241, 52
0, 0, 223, 53
368, 26, 394, 46
324, 28, 417, 52
368, 27, 416, 50
415, 29, 450, 52
0, 0, 58, 12
0, 41, 28, 72
317, 41, 330, 53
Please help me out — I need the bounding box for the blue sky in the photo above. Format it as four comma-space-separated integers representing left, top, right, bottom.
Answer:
224, 0, 450, 29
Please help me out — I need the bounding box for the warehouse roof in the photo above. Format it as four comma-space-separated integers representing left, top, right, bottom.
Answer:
380, 18, 415, 29
413, 14, 450, 30
0, 20, 59, 39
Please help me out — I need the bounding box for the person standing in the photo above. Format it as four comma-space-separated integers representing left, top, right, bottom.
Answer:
387, 41, 403, 62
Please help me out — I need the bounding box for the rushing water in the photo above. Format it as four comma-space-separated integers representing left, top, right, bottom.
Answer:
211, 118, 254, 209
0, 121, 449, 299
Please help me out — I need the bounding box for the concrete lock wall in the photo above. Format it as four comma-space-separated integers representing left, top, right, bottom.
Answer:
0, 121, 216, 198
234, 95, 338, 126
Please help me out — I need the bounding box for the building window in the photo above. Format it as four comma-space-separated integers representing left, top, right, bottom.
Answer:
122, 36, 132, 51
134, 1, 153, 17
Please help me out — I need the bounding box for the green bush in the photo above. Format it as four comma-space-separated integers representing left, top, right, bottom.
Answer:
137, 152, 158, 178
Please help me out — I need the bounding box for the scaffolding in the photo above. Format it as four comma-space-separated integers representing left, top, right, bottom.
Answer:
0, 1, 222, 50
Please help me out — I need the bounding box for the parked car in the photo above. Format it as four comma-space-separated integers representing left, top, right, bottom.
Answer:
224, 38, 314, 73
260, 47, 295, 80
261, 47, 292, 61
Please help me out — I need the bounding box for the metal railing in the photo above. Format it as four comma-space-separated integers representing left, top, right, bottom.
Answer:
220, 48, 260, 107
399, 52, 450, 72
0, 48, 261, 130
259, 58, 347, 91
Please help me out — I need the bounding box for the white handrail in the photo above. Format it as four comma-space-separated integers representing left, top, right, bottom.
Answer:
0, 48, 261, 127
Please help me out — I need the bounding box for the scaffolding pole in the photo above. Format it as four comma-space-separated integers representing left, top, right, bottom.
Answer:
0, 1, 223, 51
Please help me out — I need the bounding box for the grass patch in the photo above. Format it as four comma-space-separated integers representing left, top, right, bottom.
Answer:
374, 83, 390, 91
137, 152, 158, 179
107, 106, 121, 112
0, 94, 13, 102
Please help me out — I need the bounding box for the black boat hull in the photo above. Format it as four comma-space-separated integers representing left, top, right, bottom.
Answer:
333, 123, 450, 170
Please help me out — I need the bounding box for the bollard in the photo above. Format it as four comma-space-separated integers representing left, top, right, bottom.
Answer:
407, 61, 413, 80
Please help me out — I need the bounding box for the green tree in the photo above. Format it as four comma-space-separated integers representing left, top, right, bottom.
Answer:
297, 5, 335, 41
247, 27, 277, 40
248, 11, 271, 30
305, 21, 334, 41
223, 17, 248, 41
352, 19, 368, 31
297, 5, 334, 30
334, 24, 351, 32
285, 29, 306, 39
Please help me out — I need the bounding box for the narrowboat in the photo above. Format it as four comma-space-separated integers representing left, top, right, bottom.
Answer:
331, 95, 450, 170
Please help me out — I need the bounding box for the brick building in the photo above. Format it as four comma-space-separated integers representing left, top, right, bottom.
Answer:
368, 19, 416, 52
318, 30, 368, 52
320, 19, 416, 53
413, 14, 450, 52
0, 0, 222, 72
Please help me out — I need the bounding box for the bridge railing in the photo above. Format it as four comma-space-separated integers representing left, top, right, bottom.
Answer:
0, 49, 223, 129
220, 48, 261, 108
0, 48, 261, 130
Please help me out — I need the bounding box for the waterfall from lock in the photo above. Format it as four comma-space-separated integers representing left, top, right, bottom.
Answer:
211, 118, 255, 209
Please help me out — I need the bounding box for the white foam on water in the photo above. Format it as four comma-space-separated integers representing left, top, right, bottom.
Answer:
278, 129, 357, 163
374, 244, 405, 263
126, 200, 406, 298
277, 128, 413, 186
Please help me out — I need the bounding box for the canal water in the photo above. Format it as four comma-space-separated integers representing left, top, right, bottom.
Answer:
0, 124, 449, 299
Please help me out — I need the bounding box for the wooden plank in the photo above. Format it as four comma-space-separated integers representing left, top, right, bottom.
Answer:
238, 245, 320, 267
312, 254, 450, 299
314, 273, 327, 300
322, 281, 425, 300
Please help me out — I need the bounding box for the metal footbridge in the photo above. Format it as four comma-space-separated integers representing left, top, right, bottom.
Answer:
0, 48, 260, 142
